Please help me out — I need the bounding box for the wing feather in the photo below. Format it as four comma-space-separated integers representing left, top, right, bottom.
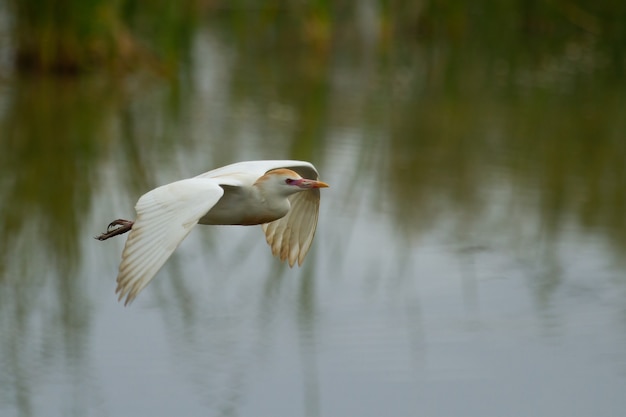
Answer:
262, 188, 321, 267
115, 178, 224, 305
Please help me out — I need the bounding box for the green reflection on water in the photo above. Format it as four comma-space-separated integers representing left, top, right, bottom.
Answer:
1, 77, 107, 271
0, 76, 113, 417
1, 4, 626, 416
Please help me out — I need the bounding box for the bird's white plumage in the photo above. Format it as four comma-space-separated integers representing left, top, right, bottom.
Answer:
195, 159, 319, 184
112, 160, 326, 305
116, 179, 225, 304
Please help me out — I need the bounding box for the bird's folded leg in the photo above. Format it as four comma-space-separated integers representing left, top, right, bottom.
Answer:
95, 219, 134, 241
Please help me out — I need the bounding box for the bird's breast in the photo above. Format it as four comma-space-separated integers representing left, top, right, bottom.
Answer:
200, 206, 286, 226
198, 186, 289, 226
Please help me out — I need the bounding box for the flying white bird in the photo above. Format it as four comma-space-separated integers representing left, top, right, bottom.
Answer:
96, 160, 329, 305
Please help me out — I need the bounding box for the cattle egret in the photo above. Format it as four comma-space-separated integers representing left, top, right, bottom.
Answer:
96, 160, 328, 305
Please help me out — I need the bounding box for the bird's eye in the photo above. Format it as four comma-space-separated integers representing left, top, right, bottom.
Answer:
285, 178, 294, 185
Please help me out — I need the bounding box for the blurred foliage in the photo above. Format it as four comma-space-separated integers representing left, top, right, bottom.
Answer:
1, 0, 624, 269
6, 0, 202, 73
9, 0, 124, 72
0, 1, 624, 278
0, 77, 111, 270
5, 1, 626, 75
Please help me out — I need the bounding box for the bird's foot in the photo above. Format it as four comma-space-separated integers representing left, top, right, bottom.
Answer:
95, 219, 134, 241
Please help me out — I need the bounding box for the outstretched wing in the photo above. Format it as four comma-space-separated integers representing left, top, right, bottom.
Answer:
197, 160, 320, 185
262, 188, 321, 267
115, 178, 225, 305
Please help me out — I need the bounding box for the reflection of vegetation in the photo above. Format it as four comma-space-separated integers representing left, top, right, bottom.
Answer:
7, 0, 200, 73
1, 2, 626, 415
0, 77, 111, 273
379, 36, 626, 252
8, 1, 626, 75
0, 76, 113, 415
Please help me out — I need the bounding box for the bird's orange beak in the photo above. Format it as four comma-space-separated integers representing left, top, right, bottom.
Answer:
296, 179, 329, 189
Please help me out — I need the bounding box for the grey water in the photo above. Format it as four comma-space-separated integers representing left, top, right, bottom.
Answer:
1, 11, 626, 417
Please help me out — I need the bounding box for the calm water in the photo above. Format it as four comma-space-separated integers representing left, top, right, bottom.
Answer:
2, 14, 626, 417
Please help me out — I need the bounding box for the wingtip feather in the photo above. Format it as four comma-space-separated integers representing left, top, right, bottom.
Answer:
262, 189, 321, 268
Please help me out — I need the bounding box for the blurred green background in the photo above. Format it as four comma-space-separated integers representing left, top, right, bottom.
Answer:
1, 1, 625, 417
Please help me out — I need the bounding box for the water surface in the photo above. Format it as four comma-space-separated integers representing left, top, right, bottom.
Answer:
1, 11, 626, 417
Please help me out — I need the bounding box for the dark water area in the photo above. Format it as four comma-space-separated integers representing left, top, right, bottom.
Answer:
1, 4, 626, 417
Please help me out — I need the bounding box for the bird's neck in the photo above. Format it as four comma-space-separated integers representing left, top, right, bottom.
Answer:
255, 185, 292, 216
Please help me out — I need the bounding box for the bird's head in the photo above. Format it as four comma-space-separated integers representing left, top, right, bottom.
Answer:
257, 168, 329, 196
